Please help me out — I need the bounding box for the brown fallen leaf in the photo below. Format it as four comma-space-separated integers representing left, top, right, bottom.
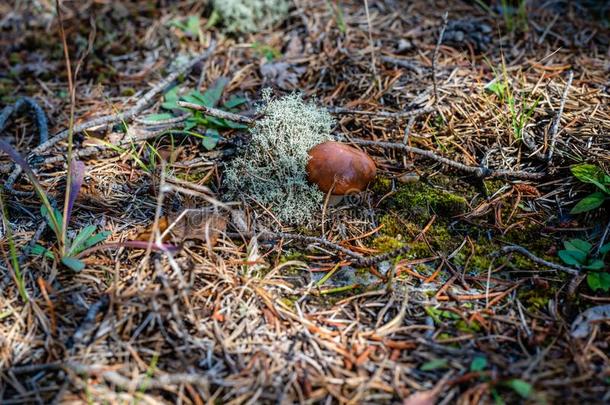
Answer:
169, 209, 228, 246
260, 61, 306, 90
135, 209, 227, 246
403, 389, 438, 405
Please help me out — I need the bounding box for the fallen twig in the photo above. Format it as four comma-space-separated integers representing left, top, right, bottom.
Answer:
432, 12, 449, 109
327, 106, 435, 119
3, 41, 217, 192
66, 294, 110, 348
342, 138, 545, 180
177, 101, 255, 124
380, 55, 425, 75
500, 245, 579, 275
547, 70, 574, 162
0, 97, 48, 144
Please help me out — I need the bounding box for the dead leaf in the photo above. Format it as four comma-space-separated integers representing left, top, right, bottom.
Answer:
135, 216, 170, 241
403, 389, 438, 405
135, 209, 227, 246
168, 209, 227, 246
231, 209, 251, 233
571, 304, 610, 338
284, 34, 304, 60
260, 62, 306, 90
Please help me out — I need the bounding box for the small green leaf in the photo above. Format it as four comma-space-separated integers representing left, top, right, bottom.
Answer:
588, 273, 610, 292
601, 273, 610, 292
161, 86, 182, 110
41, 205, 63, 236
420, 358, 448, 371
139, 113, 176, 123
571, 164, 609, 193
558, 250, 586, 266
571, 164, 602, 183
82, 231, 111, 250
570, 192, 606, 214
185, 15, 200, 37
202, 128, 220, 150
600, 242, 610, 256
504, 379, 532, 398
184, 117, 199, 131
200, 77, 229, 107
470, 356, 487, 372
181, 91, 206, 106
485, 79, 506, 99
564, 239, 592, 254
61, 257, 85, 272
205, 9, 221, 29
169, 16, 200, 37
67, 225, 97, 256
587, 273, 602, 291
584, 259, 606, 271
29, 244, 54, 260
223, 96, 247, 109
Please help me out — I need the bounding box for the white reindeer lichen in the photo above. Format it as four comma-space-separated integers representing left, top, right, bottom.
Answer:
224, 90, 334, 225
212, 0, 291, 34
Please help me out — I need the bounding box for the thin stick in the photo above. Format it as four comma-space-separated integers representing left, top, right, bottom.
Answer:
596, 219, 610, 256
432, 12, 449, 109
501, 245, 579, 275
380, 56, 424, 75
342, 138, 544, 180
177, 101, 255, 124
56, 0, 75, 252
363, 0, 381, 93
3, 41, 217, 191
546, 70, 574, 162
328, 106, 435, 119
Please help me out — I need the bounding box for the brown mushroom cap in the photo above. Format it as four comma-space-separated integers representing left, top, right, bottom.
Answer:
306, 141, 376, 195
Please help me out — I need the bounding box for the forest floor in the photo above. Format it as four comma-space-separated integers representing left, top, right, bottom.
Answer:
1, 1, 609, 403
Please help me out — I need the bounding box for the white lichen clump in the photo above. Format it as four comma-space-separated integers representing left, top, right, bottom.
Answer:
212, 0, 291, 34
224, 90, 334, 225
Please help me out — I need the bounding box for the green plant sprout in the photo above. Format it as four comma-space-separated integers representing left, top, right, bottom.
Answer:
251, 41, 282, 61
569, 164, 610, 214
0, 188, 28, 302
0, 140, 109, 273
474, 0, 528, 33
168, 15, 201, 38
325, 0, 347, 34
484, 57, 541, 141
141, 78, 248, 151
558, 238, 610, 292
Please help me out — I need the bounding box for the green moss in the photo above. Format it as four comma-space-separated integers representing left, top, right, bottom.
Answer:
518, 286, 557, 310
370, 177, 392, 195
388, 181, 468, 223
9, 53, 22, 64
371, 235, 404, 252
457, 319, 481, 333
121, 87, 136, 97
452, 237, 497, 274
280, 251, 308, 263
484, 179, 506, 195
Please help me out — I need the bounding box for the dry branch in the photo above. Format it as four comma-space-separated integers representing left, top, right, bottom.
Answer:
2, 41, 217, 190
547, 70, 574, 161
501, 245, 579, 275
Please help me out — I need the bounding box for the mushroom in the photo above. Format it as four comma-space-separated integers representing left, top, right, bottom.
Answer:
306, 141, 376, 195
